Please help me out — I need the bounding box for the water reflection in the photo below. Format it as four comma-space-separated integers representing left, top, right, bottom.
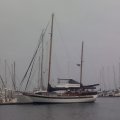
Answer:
0, 98, 120, 120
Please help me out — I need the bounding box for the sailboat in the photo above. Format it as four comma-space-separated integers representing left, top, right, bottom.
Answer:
23, 14, 99, 103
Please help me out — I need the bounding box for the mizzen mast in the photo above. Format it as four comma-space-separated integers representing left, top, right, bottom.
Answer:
80, 41, 84, 86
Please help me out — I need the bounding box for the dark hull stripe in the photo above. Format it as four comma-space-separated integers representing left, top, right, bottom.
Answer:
24, 94, 96, 99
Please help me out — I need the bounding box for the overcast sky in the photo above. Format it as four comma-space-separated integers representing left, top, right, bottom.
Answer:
0, 0, 120, 90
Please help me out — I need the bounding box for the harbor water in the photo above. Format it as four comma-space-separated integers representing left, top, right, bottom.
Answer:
0, 97, 120, 120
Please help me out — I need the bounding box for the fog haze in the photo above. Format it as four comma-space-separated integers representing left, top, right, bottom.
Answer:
0, 0, 120, 90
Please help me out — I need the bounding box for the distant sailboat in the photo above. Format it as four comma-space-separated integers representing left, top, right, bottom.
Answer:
23, 14, 99, 103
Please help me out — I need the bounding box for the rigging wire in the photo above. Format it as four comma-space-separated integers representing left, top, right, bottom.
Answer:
6, 61, 20, 91
6, 61, 15, 90
19, 21, 50, 90
54, 16, 71, 78
0, 74, 5, 88
26, 35, 50, 91
25, 58, 35, 91
25, 58, 39, 91
19, 32, 43, 89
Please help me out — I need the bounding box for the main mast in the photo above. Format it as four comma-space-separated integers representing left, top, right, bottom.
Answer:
38, 31, 44, 90
47, 13, 54, 91
41, 31, 44, 90
80, 41, 84, 86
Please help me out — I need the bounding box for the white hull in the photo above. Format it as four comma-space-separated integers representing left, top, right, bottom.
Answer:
15, 94, 33, 103
24, 94, 97, 103
114, 93, 120, 97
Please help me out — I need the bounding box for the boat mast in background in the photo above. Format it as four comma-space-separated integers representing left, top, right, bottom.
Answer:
113, 65, 117, 89
14, 62, 16, 90
11, 62, 16, 91
0, 74, 5, 89
4, 60, 7, 88
119, 63, 120, 89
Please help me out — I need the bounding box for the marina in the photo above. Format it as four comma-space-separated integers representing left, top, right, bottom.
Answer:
0, 14, 99, 104
0, 13, 119, 104
0, 1, 120, 120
